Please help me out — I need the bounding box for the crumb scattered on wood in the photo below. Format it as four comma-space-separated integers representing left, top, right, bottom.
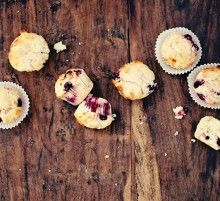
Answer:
191, 139, 196, 143
53, 41, 67, 53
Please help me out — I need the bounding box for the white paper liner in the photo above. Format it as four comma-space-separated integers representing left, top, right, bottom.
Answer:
0, 81, 30, 129
155, 27, 202, 75
187, 63, 220, 109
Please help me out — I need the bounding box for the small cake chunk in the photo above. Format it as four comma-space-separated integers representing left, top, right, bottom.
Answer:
194, 116, 220, 150
55, 69, 93, 106
74, 95, 114, 129
54, 41, 67, 53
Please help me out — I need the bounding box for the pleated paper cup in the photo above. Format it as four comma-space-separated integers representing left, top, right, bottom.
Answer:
155, 27, 202, 75
187, 63, 220, 109
0, 81, 30, 129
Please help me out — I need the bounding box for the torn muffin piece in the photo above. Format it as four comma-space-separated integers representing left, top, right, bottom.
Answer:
194, 116, 220, 150
74, 95, 115, 129
55, 69, 93, 106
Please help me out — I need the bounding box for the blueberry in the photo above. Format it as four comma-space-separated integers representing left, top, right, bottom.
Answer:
17, 98, 22, 107
194, 80, 205, 88
112, 72, 120, 80
50, 1, 61, 13
99, 114, 107, 120
0, 118, 2, 123
148, 84, 156, 91
217, 138, 220, 146
197, 93, 205, 101
64, 82, 73, 92
193, 44, 199, 51
184, 34, 192, 41
205, 136, 210, 140
74, 70, 82, 76
64, 70, 73, 78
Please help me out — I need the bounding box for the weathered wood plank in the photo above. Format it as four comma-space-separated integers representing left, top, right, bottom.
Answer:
129, 0, 220, 201
0, 1, 131, 201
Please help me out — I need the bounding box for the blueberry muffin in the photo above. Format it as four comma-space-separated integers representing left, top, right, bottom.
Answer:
194, 66, 220, 105
161, 33, 199, 69
0, 87, 22, 124
74, 95, 114, 129
8, 31, 50, 72
55, 69, 93, 106
112, 61, 156, 100
194, 116, 220, 150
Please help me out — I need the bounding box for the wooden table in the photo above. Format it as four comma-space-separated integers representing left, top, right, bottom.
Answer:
0, 1, 219, 200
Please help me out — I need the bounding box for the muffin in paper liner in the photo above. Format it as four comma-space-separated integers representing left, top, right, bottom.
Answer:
155, 27, 202, 75
0, 81, 30, 129
187, 63, 220, 109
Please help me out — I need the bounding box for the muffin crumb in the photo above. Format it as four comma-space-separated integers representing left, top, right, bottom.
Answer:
54, 41, 67, 53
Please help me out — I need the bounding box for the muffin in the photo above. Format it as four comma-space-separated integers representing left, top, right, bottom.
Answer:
74, 95, 114, 129
0, 86, 22, 124
193, 66, 220, 105
8, 31, 50, 72
194, 116, 220, 150
55, 69, 93, 106
161, 33, 199, 69
112, 61, 156, 100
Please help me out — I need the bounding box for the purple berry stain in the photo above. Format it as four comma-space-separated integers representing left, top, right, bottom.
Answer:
66, 97, 75, 103
99, 114, 107, 120
184, 34, 192, 41
74, 70, 82, 76
194, 80, 205, 88
197, 93, 205, 101
64, 82, 73, 92
86, 97, 99, 112
184, 34, 199, 51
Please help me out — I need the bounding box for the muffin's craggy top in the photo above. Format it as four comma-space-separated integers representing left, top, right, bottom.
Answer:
161, 33, 198, 69
112, 61, 156, 100
194, 66, 220, 105
0, 87, 22, 124
8, 31, 50, 72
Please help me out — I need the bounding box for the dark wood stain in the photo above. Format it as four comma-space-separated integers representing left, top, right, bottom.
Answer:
0, 0, 219, 201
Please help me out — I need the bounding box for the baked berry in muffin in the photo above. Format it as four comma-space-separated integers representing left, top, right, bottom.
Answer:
74, 95, 114, 129
194, 116, 220, 150
0, 87, 22, 124
161, 33, 199, 69
194, 66, 220, 105
112, 61, 156, 100
55, 69, 93, 106
8, 31, 50, 72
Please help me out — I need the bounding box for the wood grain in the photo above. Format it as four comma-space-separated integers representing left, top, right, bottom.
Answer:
0, 0, 219, 201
